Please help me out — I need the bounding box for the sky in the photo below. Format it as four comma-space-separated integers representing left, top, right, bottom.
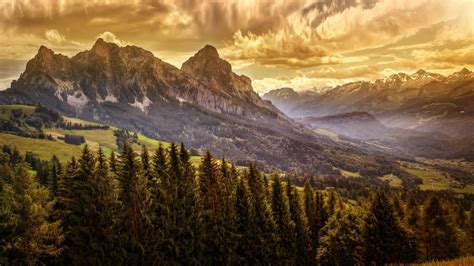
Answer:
0, 0, 473, 93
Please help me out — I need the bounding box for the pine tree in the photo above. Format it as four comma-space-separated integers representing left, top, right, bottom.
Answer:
286, 178, 310, 264
463, 203, 474, 255
152, 143, 168, 181
48, 155, 62, 198
109, 151, 117, 174
233, 178, 259, 264
326, 190, 337, 217
198, 151, 228, 264
317, 209, 364, 265
361, 191, 416, 264
246, 164, 277, 263
176, 143, 201, 264
303, 181, 317, 265
57, 146, 121, 264
270, 175, 294, 262
422, 195, 460, 261
141, 145, 153, 182
0, 163, 62, 264
116, 142, 154, 264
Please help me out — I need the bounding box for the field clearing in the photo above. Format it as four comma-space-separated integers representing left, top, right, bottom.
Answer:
314, 128, 339, 141
0, 104, 36, 119
0, 133, 83, 161
340, 169, 360, 177
379, 174, 402, 187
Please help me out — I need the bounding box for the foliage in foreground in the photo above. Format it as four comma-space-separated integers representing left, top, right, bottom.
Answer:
0, 143, 473, 265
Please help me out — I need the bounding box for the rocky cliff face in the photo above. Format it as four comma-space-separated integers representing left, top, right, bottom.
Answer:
7, 39, 283, 120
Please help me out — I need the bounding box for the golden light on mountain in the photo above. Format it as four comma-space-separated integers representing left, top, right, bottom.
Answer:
0, 0, 473, 92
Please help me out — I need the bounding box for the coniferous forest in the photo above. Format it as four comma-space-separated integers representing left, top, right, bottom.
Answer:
1, 143, 473, 265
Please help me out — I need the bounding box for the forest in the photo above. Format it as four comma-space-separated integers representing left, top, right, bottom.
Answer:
0, 143, 473, 265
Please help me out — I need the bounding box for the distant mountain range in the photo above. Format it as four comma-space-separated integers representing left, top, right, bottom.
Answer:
0, 39, 398, 175
264, 69, 474, 138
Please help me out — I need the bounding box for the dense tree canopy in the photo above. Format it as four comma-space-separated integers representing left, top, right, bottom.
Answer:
0, 143, 471, 265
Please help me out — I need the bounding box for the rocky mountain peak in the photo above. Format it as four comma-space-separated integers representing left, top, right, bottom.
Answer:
181, 44, 254, 95
264, 87, 298, 98
182, 44, 232, 78
414, 69, 427, 75
90, 38, 119, 57
37, 45, 54, 58
195, 44, 220, 60
24, 45, 70, 76
456, 67, 472, 75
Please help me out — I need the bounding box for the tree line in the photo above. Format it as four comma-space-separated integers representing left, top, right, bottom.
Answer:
0, 143, 473, 265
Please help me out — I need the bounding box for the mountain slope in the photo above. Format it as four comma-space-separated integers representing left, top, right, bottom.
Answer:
0, 39, 396, 175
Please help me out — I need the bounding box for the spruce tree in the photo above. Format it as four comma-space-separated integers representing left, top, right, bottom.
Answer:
141, 145, 153, 182
152, 143, 168, 181
109, 151, 117, 174
270, 175, 294, 262
198, 151, 228, 264
286, 178, 310, 264
422, 196, 460, 261
116, 142, 154, 264
361, 191, 416, 264
48, 155, 62, 198
0, 163, 62, 264
463, 203, 474, 255
317, 209, 364, 265
303, 181, 318, 265
234, 178, 257, 264
57, 146, 121, 264
245, 164, 277, 263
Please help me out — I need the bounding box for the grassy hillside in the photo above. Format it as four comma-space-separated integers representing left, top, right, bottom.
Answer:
0, 105, 201, 163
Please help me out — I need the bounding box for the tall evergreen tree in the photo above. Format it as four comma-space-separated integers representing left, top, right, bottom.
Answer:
246, 164, 277, 263
116, 142, 154, 264
361, 191, 416, 264
152, 143, 168, 181
198, 151, 228, 264
233, 178, 258, 264
0, 163, 62, 264
303, 181, 317, 265
317, 209, 364, 265
57, 146, 120, 264
270, 175, 294, 262
286, 178, 310, 264
141, 145, 153, 182
109, 151, 117, 174
422, 196, 460, 261
48, 155, 62, 198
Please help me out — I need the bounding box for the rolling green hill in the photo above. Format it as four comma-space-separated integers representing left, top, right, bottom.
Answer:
0, 104, 201, 163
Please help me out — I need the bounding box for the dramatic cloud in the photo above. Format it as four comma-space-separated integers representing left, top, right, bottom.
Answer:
0, 0, 472, 92
45, 29, 65, 44
97, 31, 127, 46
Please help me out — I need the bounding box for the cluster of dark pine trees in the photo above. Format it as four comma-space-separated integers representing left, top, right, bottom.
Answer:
0, 143, 473, 265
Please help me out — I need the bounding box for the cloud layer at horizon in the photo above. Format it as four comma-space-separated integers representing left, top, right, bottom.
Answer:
0, 0, 472, 93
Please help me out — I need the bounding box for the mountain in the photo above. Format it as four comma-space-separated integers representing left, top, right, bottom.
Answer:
265, 69, 474, 138
298, 111, 474, 160
298, 112, 388, 140
262, 87, 319, 114
0, 39, 396, 175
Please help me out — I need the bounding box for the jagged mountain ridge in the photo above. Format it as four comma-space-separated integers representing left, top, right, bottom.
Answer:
0, 39, 397, 175
264, 69, 474, 137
